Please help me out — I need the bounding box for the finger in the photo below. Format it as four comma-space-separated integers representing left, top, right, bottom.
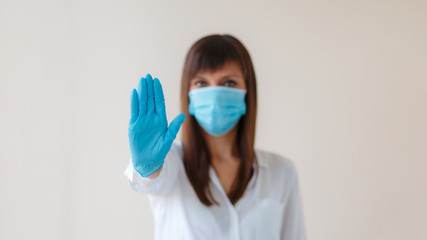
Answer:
153, 78, 166, 119
137, 77, 147, 115
130, 88, 139, 124
145, 73, 155, 113
164, 113, 186, 142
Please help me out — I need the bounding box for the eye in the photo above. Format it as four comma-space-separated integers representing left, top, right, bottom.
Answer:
195, 80, 208, 87
223, 80, 237, 87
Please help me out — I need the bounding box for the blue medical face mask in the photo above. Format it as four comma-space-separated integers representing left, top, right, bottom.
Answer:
188, 86, 247, 137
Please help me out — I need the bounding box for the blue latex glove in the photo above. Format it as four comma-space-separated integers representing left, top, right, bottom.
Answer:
128, 73, 186, 178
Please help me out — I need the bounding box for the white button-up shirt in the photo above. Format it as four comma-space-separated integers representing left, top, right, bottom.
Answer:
124, 141, 306, 240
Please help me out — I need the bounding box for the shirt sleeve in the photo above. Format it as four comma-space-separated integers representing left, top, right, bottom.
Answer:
281, 169, 306, 240
123, 141, 181, 196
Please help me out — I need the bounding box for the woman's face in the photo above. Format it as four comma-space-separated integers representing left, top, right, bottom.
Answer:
189, 61, 246, 91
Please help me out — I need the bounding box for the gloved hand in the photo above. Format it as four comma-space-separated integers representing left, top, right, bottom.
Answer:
128, 73, 186, 178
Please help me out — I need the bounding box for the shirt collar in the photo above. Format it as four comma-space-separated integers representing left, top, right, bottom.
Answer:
209, 150, 266, 195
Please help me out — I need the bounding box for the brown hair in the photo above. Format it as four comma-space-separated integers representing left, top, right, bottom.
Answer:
180, 34, 258, 206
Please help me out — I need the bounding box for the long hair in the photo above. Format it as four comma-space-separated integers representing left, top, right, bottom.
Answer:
180, 34, 257, 206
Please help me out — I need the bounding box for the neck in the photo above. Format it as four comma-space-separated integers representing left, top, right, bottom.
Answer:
203, 127, 239, 162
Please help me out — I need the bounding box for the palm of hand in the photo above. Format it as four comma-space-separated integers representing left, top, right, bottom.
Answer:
128, 73, 185, 177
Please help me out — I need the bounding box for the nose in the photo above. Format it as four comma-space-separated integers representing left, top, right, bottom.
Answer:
209, 81, 221, 87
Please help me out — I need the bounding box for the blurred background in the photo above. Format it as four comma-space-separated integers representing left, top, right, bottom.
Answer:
1, 0, 426, 239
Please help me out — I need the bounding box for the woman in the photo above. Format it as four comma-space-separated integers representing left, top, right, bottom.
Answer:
124, 34, 306, 240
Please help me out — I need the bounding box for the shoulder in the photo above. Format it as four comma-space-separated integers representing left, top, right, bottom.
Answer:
171, 140, 183, 154
168, 140, 184, 163
255, 148, 298, 183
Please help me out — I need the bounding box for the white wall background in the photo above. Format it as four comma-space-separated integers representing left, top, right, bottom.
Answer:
1, 0, 426, 239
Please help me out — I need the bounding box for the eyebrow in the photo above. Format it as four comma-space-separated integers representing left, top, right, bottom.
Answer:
193, 74, 242, 80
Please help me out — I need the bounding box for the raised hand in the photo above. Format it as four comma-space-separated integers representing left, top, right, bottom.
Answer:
128, 73, 186, 178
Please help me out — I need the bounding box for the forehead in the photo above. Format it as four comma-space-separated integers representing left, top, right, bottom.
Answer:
194, 61, 243, 78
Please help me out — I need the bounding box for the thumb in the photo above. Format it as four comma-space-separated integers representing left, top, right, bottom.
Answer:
164, 113, 186, 142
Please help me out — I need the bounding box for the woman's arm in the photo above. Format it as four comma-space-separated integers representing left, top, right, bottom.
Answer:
124, 141, 182, 196
147, 166, 162, 179
125, 74, 185, 195
281, 170, 306, 240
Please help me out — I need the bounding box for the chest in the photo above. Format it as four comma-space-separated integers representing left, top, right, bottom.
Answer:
170, 166, 286, 240
211, 160, 240, 195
